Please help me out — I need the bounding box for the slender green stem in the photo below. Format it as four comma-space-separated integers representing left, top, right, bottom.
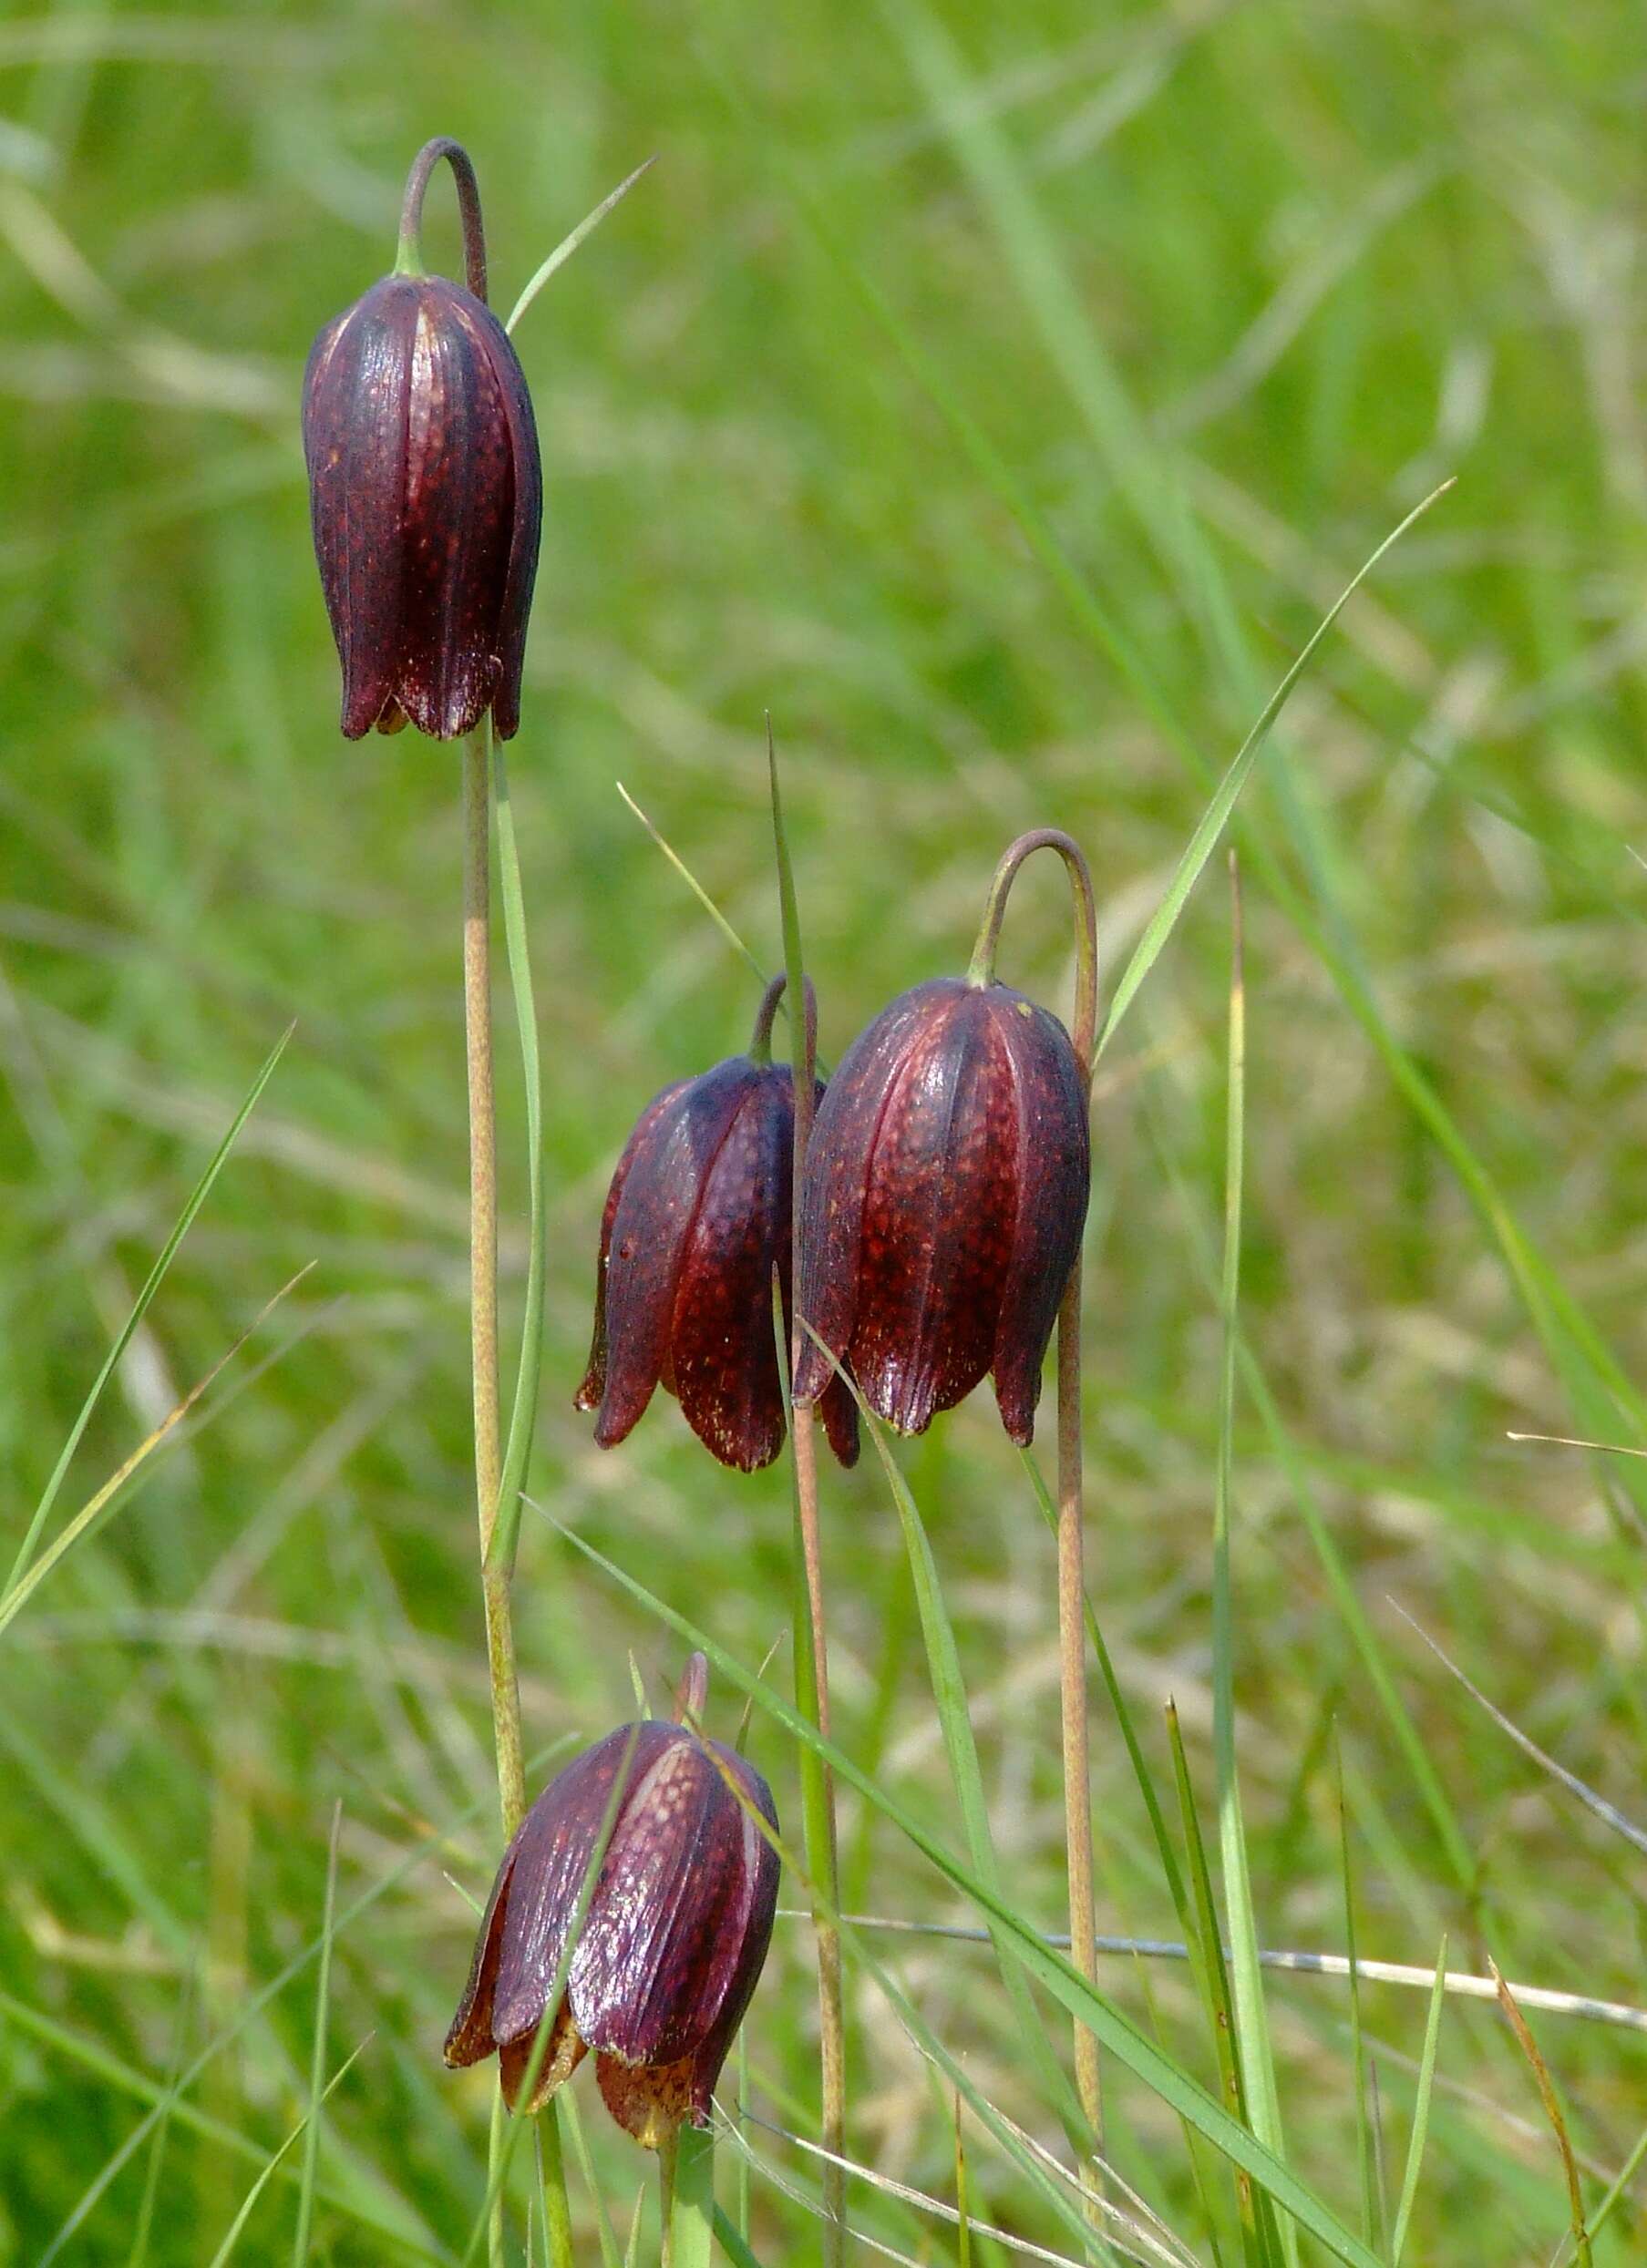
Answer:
659, 2131, 678, 2268
769, 721, 847, 2263
971, 828, 1102, 2169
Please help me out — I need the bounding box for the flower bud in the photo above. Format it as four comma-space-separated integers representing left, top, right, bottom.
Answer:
576, 1012, 858, 1472
793, 976, 1089, 1443
302, 144, 541, 742
444, 1678, 779, 2148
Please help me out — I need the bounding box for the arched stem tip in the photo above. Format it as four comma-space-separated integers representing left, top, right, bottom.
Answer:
967, 828, 1098, 1075
747, 970, 817, 1069
396, 137, 489, 305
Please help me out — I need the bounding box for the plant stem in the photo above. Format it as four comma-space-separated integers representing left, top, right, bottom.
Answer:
396, 137, 487, 296
769, 724, 847, 2263
971, 828, 1102, 2168
462, 730, 526, 1836
463, 730, 535, 2268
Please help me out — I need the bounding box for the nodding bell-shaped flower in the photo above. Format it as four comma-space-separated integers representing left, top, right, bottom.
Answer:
793, 974, 1089, 1444
576, 977, 859, 1473
443, 1656, 779, 2148
302, 139, 541, 742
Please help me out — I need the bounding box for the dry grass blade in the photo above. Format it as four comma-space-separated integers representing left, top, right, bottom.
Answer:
1394, 1605, 1647, 1860
0, 1264, 314, 1640
1489, 1962, 1593, 2268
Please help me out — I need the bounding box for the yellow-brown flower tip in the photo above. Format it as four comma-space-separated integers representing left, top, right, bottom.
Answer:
793, 976, 1089, 1443
302, 272, 541, 742
443, 1714, 780, 2147
575, 1056, 858, 1472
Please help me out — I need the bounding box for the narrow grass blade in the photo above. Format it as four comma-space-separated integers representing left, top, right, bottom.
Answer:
0, 1264, 312, 1639
1096, 487, 1450, 1062
292, 1800, 343, 2266
486, 734, 546, 1578
1165, 1702, 1268, 2268
954, 2096, 973, 2268
206, 2041, 370, 2268
1390, 1937, 1446, 2265
666, 2124, 715, 2268
1395, 1605, 1647, 1863
539, 1507, 1391, 2268
849, 1379, 1086, 2149
559, 2089, 623, 2268
505, 158, 657, 336
8, 1021, 292, 1588
126, 1965, 197, 2268
1335, 1750, 1375, 2251
1490, 1962, 1592, 2267
712, 2205, 767, 2267
1580, 2115, 1647, 2255
614, 780, 767, 986
1208, 862, 1291, 2268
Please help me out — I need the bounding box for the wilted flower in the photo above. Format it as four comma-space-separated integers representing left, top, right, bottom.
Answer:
444, 1657, 779, 2147
576, 979, 858, 1472
302, 139, 541, 741
793, 975, 1089, 1443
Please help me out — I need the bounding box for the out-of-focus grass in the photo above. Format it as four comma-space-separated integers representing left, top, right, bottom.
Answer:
2, 0, 1645, 2259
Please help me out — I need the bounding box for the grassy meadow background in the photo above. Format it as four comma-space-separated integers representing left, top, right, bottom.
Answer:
2, 0, 1644, 2257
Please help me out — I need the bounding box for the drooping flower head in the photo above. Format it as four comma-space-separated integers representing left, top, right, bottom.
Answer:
302, 138, 541, 741
792, 973, 1089, 1443
444, 1656, 779, 2148
577, 976, 858, 1472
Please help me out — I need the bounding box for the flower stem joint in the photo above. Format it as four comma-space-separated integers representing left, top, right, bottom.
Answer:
792, 974, 1090, 1443
444, 1658, 780, 2150
302, 139, 542, 742
576, 977, 859, 1472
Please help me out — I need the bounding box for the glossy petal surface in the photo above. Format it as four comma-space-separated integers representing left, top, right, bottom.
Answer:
795, 976, 1089, 1442
302, 273, 541, 742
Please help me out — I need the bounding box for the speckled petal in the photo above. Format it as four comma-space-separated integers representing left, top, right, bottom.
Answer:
668, 1070, 792, 1471
568, 1735, 777, 2077
594, 2049, 697, 2149
486, 1719, 679, 2048
846, 985, 1018, 1435
393, 283, 519, 739
587, 1061, 761, 1451
989, 991, 1090, 1445
793, 982, 953, 1409
576, 1077, 692, 1420
303, 280, 417, 740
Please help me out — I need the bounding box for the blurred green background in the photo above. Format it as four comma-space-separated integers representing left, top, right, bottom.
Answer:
3, 0, 1645, 2258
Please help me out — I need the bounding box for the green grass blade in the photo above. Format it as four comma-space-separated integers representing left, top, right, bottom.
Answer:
667, 2125, 715, 2268
1210, 866, 1293, 2268
711, 2205, 766, 2267
541, 1508, 1390, 2268
486, 734, 546, 1579
1095, 487, 1450, 1062
8, 1021, 291, 1589
850, 1384, 1087, 2150
292, 1801, 343, 2267
207, 2042, 370, 2268
1337, 1750, 1375, 2251
1165, 1701, 1269, 2268
505, 159, 656, 337
1390, 1938, 1446, 2265
0, 1265, 310, 1639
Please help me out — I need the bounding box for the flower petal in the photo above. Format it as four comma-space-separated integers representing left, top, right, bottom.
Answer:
576, 1077, 692, 1419
590, 1060, 761, 1450
668, 1070, 792, 1471
989, 993, 1090, 1444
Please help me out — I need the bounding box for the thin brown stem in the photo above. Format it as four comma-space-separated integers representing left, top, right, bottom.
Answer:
396, 136, 488, 301
971, 827, 1102, 2169
463, 731, 525, 1837
771, 717, 847, 2263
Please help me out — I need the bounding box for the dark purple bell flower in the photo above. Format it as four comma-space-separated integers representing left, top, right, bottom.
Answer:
792, 976, 1089, 1444
444, 1660, 779, 2148
576, 986, 858, 1473
302, 143, 540, 742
